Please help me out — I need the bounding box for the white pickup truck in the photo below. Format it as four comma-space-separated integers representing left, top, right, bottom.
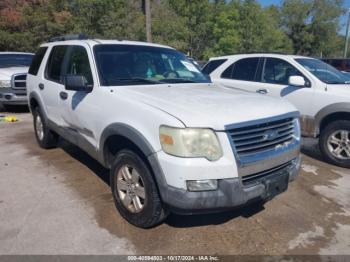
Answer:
206, 53, 350, 168
27, 35, 301, 228
0, 52, 33, 109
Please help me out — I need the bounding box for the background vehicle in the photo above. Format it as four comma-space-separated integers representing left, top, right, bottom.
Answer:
207, 53, 350, 167
323, 58, 350, 72
27, 36, 300, 228
0, 52, 33, 109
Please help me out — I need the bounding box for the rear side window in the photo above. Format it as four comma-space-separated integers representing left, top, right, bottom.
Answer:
202, 59, 227, 75
28, 47, 47, 75
221, 64, 234, 78
46, 46, 68, 83
231, 58, 259, 81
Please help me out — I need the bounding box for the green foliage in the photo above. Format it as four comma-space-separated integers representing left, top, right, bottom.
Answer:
0, 0, 345, 58
281, 0, 344, 56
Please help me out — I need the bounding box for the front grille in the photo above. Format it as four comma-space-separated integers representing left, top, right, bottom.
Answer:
241, 160, 293, 185
228, 117, 295, 156
11, 73, 27, 90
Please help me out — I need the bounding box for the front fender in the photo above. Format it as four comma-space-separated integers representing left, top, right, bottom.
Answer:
99, 123, 157, 166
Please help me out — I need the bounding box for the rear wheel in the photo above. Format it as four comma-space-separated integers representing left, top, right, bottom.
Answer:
110, 149, 168, 228
33, 107, 58, 149
319, 120, 350, 168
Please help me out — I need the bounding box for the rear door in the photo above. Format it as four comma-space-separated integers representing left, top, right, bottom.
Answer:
40, 45, 69, 125
215, 57, 263, 94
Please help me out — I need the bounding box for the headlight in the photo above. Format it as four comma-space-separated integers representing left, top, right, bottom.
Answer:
0, 80, 11, 88
159, 126, 223, 161
293, 118, 301, 141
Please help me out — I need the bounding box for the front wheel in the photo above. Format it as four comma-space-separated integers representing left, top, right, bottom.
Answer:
110, 149, 168, 228
319, 120, 350, 168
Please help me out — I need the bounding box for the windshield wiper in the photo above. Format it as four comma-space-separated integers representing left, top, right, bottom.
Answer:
160, 78, 198, 83
325, 81, 347, 84
0, 64, 27, 68
107, 77, 163, 85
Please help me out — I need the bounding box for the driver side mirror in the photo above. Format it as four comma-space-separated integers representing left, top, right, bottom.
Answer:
64, 75, 92, 92
288, 75, 307, 87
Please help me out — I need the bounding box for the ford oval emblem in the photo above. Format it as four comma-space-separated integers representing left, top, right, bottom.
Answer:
263, 130, 279, 141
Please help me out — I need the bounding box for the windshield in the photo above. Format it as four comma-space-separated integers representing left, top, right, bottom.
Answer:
0, 54, 33, 68
295, 58, 350, 84
93, 44, 210, 86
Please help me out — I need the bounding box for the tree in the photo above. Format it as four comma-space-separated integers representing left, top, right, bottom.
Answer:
281, 0, 344, 56
168, 0, 214, 59
237, 0, 292, 53
203, 0, 240, 58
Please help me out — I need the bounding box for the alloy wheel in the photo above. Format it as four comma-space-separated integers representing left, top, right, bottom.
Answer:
35, 115, 44, 141
327, 130, 350, 160
116, 165, 146, 213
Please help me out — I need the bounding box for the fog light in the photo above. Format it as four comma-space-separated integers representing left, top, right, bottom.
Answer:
186, 179, 218, 191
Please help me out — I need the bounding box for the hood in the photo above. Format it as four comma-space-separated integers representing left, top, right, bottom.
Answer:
119, 83, 298, 130
0, 67, 29, 80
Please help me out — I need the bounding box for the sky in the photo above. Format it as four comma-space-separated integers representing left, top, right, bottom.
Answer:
257, 0, 350, 35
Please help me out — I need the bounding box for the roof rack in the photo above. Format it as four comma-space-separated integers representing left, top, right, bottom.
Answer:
49, 34, 89, 42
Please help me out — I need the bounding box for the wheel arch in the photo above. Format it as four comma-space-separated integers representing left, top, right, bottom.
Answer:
28, 92, 46, 116
315, 103, 350, 136
99, 123, 157, 169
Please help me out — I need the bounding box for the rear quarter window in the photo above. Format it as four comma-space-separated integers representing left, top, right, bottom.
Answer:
202, 59, 227, 75
28, 47, 48, 75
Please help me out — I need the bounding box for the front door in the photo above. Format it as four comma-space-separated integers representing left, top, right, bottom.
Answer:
253, 57, 315, 116
58, 44, 98, 148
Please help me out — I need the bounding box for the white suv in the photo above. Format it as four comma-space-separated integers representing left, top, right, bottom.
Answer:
207, 53, 350, 168
27, 36, 301, 228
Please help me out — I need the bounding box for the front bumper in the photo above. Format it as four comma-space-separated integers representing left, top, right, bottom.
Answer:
0, 89, 28, 105
149, 154, 300, 215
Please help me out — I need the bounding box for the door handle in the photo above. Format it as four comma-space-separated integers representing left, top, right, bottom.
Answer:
38, 83, 44, 90
256, 88, 268, 94
59, 91, 68, 100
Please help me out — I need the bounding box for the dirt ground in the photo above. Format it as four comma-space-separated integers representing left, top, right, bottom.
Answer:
0, 109, 349, 255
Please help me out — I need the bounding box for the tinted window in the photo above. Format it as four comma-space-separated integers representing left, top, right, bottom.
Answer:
0, 54, 33, 68
263, 58, 303, 85
66, 46, 93, 85
221, 64, 234, 78
46, 46, 67, 83
28, 47, 47, 75
296, 58, 349, 84
202, 59, 227, 75
231, 58, 259, 81
94, 44, 210, 86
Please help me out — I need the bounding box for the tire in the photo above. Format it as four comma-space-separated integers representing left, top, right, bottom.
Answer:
110, 149, 168, 228
319, 120, 350, 168
33, 107, 58, 149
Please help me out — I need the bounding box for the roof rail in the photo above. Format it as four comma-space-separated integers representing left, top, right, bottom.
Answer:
49, 34, 89, 42
234, 51, 288, 55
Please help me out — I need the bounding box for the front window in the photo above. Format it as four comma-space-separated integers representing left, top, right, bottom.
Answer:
296, 58, 350, 85
0, 54, 33, 68
93, 44, 210, 86
263, 58, 304, 85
